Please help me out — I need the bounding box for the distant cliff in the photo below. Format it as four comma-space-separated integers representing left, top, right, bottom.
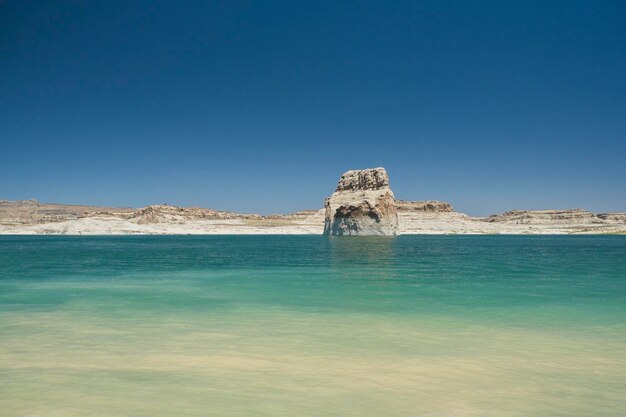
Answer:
486, 209, 602, 224
396, 200, 454, 213
0, 199, 133, 224
597, 212, 626, 223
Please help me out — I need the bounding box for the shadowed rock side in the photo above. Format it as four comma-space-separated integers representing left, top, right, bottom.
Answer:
323, 168, 399, 236
597, 212, 626, 223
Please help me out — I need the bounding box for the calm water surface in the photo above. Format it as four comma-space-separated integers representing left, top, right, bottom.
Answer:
1, 235, 625, 417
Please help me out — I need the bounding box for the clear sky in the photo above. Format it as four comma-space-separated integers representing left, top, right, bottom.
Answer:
1, 1, 625, 215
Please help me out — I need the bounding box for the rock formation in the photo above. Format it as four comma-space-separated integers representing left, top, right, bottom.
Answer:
597, 212, 626, 224
0, 199, 133, 225
396, 200, 454, 213
485, 209, 601, 224
323, 168, 399, 236
129, 204, 261, 224
2, 180, 626, 235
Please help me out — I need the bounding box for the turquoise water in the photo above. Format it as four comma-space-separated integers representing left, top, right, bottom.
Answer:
1, 235, 625, 417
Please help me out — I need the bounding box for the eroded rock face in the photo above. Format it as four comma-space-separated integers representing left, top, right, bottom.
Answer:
396, 200, 454, 213
323, 168, 398, 236
0, 199, 133, 224
130, 204, 262, 224
597, 212, 626, 223
485, 209, 601, 224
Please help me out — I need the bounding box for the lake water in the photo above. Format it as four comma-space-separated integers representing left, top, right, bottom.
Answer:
1, 235, 625, 417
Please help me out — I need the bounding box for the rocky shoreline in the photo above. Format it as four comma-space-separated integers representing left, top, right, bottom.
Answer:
1, 200, 624, 235
1, 168, 625, 235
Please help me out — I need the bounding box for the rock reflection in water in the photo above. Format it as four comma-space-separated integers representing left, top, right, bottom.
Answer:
329, 236, 398, 282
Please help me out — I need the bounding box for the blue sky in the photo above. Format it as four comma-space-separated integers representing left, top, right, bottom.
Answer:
1, 1, 625, 215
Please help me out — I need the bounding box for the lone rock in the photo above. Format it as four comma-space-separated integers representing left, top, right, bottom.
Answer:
323, 168, 399, 236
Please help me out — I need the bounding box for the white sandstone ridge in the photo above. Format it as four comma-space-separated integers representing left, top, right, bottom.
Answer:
323, 168, 398, 236
0, 200, 325, 235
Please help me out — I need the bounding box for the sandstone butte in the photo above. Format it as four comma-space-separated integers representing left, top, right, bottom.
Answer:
323, 168, 398, 236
